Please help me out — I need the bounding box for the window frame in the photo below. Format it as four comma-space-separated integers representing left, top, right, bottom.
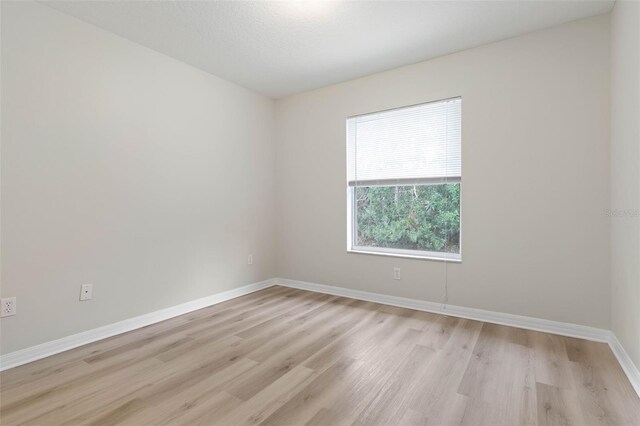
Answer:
345, 98, 462, 262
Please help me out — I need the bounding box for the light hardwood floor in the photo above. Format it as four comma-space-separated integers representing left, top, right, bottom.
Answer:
1, 286, 639, 425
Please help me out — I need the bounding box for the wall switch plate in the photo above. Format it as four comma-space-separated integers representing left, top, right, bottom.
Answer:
80, 284, 93, 301
393, 267, 401, 280
1, 297, 17, 317
248, 254, 253, 265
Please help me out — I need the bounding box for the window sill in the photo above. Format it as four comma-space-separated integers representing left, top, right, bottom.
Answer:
347, 248, 462, 263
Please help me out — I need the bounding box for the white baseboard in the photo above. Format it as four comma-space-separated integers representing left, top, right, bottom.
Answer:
0, 279, 277, 371
608, 334, 640, 397
274, 277, 640, 399
274, 278, 612, 342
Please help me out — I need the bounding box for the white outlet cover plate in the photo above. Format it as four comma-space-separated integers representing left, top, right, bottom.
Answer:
393, 267, 401, 280
1, 297, 17, 317
80, 284, 93, 301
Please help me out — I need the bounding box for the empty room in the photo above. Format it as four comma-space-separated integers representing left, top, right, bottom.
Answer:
1, 0, 639, 425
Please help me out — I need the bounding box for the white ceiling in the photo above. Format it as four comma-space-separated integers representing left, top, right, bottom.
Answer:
44, 0, 614, 99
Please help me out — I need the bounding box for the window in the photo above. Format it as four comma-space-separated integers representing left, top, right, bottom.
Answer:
346, 97, 461, 261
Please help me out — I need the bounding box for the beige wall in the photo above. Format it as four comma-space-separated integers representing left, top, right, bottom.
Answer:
0, 2, 276, 354
611, 0, 640, 369
275, 15, 611, 328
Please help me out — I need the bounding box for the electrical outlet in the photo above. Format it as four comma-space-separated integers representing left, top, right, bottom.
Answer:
80, 284, 93, 301
248, 254, 253, 265
393, 267, 401, 280
1, 297, 17, 317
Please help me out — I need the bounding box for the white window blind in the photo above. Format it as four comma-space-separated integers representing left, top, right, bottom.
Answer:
347, 97, 461, 186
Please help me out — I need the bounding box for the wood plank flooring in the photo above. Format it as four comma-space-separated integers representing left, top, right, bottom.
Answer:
1, 286, 639, 425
